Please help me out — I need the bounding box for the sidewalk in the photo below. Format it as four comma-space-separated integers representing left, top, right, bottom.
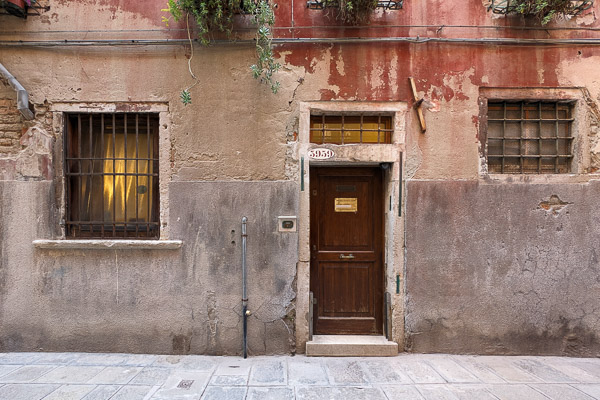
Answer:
0, 352, 599, 399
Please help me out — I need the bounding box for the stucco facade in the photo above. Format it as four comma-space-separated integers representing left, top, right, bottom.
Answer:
1, 0, 599, 356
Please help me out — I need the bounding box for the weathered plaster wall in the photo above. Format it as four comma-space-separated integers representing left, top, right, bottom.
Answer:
0, 181, 297, 355
1, 0, 600, 355
405, 180, 600, 356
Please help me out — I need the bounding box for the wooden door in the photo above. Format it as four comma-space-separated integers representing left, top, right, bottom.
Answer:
310, 167, 384, 335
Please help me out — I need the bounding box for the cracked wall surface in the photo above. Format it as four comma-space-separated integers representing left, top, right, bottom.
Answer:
405, 180, 600, 356
1, 0, 600, 355
0, 181, 297, 355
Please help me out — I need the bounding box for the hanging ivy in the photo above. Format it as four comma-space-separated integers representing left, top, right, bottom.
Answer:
488, 0, 594, 25
321, 0, 379, 25
162, 0, 280, 104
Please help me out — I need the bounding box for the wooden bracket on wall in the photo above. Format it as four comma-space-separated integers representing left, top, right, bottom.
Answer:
408, 77, 426, 134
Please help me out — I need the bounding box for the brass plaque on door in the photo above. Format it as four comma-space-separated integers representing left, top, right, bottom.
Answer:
335, 198, 358, 212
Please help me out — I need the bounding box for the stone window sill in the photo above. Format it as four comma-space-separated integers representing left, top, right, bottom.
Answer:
33, 239, 183, 250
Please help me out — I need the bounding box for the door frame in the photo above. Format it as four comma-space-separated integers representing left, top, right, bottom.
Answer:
309, 166, 385, 335
295, 101, 408, 352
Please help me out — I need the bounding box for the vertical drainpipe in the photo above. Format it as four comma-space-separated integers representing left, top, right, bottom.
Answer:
0, 63, 35, 120
241, 216, 249, 358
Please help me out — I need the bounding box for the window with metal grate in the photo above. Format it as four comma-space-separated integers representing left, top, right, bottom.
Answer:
310, 114, 393, 144
64, 113, 160, 238
487, 101, 574, 174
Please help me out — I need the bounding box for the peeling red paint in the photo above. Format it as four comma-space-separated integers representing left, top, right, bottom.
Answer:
55, 0, 165, 25
40, 154, 51, 180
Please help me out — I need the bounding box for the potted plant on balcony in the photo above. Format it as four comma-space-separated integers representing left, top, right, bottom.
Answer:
162, 0, 280, 104
320, 0, 379, 24
488, 0, 594, 24
3, 0, 30, 18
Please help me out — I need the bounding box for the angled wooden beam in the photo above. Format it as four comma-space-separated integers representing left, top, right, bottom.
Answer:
408, 77, 426, 134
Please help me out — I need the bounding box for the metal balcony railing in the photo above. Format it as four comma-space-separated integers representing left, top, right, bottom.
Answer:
488, 0, 593, 15
307, 1, 404, 10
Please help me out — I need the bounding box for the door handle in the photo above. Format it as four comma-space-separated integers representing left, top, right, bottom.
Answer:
339, 254, 355, 259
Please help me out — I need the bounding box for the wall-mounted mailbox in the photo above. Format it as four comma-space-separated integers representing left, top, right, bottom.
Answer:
278, 216, 297, 232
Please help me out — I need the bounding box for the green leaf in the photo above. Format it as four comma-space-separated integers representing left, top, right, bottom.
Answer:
180, 90, 192, 106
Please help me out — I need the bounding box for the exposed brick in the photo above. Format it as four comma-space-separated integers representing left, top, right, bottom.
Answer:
0, 131, 22, 139
0, 123, 24, 132
0, 114, 21, 124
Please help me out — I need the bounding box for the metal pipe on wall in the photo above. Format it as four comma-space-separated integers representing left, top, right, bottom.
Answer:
3, 37, 600, 47
0, 62, 34, 120
241, 216, 249, 359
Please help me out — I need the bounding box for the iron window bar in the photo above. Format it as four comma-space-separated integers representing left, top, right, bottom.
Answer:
488, 0, 593, 15
64, 112, 159, 239
487, 101, 574, 174
310, 113, 393, 144
307, 1, 404, 10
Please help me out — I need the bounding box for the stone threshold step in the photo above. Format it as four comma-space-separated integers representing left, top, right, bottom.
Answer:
306, 335, 398, 357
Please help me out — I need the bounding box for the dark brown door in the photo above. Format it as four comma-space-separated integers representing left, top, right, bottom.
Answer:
310, 167, 384, 335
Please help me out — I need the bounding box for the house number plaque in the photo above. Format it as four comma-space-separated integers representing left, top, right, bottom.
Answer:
335, 198, 357, 212
307, 148, 334, 160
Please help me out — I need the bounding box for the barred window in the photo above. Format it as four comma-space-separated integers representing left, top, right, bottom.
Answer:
487, 101, 574, 174
310, 114, 393, 144
65, 113, 159, 238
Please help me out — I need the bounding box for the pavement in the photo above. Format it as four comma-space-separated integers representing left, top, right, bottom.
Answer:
0, 352, 599, 399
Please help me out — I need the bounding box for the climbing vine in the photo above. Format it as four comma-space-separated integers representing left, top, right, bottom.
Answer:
162, 0, 280, 105
489, 0, 594, 25
322, 0, 379, 25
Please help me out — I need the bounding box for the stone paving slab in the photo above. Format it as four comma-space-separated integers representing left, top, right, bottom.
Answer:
0, 383, 60, 400
546, 359, 600, 383
360, 360, 411, 384
296, 386, 387, 400
380, 385, 425, 399
111, 384, 155, 400
324, 360, 370, 385
129, 367, 173, 385
80, 384, 121, 400
475, 356, 543, 383
34, 365, 105, 384
201, 386, 247, 400
423, 358, 479, 383
86, 366, 143, 384
0, 364, 21, 378
575, 384, 600, 399
514, 358, 575, 383
0, 365, 57, 383
288, 359, 329, 386
488, 383, 553, 400
451, 356, 507, 384
249, 360, 287, 386
247, 387, 294, 400
43, 384, 97, 400
447, 384, 499, 400
395, 360, 446, 383
151, 370, 211, 399
0, 352, 599, 399
531, 383, 596, 400
210, 375, 249, 386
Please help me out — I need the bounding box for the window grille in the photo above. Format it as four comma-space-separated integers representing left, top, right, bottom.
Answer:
487, 101, 574, 174
64, 113, 159, 238
488, 0, 593, 16
307, 1, 404, 10
310, 114, 393, 144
